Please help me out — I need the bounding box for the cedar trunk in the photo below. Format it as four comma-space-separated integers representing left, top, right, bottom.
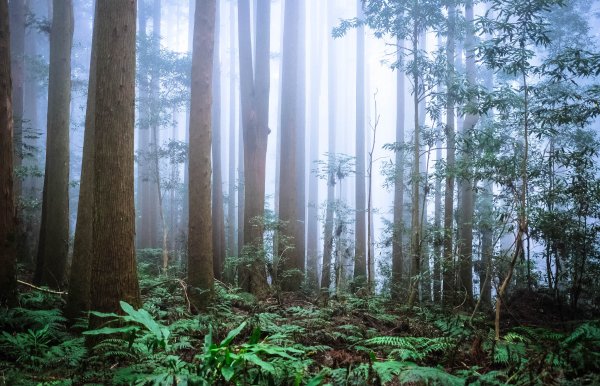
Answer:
36, 0, 73, 289
89, 0, 141, 330
187, 0, 216, 311
278, 0, 301, 291
0, 0, 18, 306
238, 0, 270, 297
65, 1, 98, 320
354, 0, 367, 285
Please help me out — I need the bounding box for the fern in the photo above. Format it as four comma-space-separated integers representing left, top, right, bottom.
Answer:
397, 363, 463, 385
365, 336, 454, 363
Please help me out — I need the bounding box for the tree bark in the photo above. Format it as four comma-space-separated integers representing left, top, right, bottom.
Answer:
36, 0, 73, 289
442, 2, 456, 307
65, 1, 98, 320
278, 0, 301, 292
226, 0, 237, 268
211, 1, 225, 280
407, 25, 421, 308
238, 0, 270, 297
456, 0, 478, 307
187, 0, 216, 311
353, 0, 367, 286
391, 39, 405, 301
89, 0, 141, 331
0, 0, 18, 307
306, 0, 322, 291
9, 0, 24, 198
294, 0, 307, 292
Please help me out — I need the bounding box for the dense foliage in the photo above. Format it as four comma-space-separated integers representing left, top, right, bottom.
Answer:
1, 262, 599, 385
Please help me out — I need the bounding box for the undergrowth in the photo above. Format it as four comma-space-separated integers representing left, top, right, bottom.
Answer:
1, 264, 599, 385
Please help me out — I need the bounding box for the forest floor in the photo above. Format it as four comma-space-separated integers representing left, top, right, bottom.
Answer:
1, 261, 599, 385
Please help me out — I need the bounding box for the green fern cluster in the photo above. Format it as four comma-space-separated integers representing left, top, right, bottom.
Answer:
365, 335, 454, 363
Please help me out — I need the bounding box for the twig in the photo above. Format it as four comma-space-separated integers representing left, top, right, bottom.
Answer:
17, 280, 68, 295
176, 279, 192, 313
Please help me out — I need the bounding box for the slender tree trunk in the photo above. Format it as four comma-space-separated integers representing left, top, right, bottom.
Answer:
65, 2, 98, 320
188, 0, 216, 311
136, 2, 154, 249
407, 27, 420, 308
306, 0, 322, 291
238, 0, 270, 297
456, 0, 478, 307
22, 10, 41, 265
211, 1, 225, 280
278, 0, 301, 291
353, 0, 367, 286
294, 0, 307, 291
9, 0, 24, 198
391, 39, 405, 300
0, 0, 18, 306
227, 0, 237, 263
36, 0, 73, 289
321, 0, 336, 294
89, 0, 141, 331
442, 2, 456, 307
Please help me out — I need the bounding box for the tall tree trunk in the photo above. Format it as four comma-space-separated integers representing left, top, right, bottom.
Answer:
456, 0, 478, 307
36, 0, 73, 289
442, 2, 456, 307
278, 0, 301, 292
321, 0, 336, 293
353, 0, 367, 286
211, 1, 225, 280
306, 0, 322, 291
433, 35, 443, 304
294, 0, 307, 291
237, 0, 270, 297
227, 0, 237, 264
9, 0, 24, 198
65, 1, 98, 320
89, 0, 141, 331
407, 26, 420, 308
391, 39, 405, 300
0, 0, 18, 306
22, 8, 41, 265
187, 0, 216, 311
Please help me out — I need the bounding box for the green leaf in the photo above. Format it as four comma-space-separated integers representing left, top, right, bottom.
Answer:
82, 325, 139, 336
221, 365, 235, 381
242, 353, 275, 374
220, 321, 247, 347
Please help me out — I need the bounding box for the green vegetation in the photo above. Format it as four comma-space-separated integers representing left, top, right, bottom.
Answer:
1, 263, 599, 385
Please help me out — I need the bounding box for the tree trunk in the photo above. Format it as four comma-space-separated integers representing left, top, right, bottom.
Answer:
442, 2, 456, 307
407, 27, 420, 308
456, 0, 478, 307
278, 0, 301, 292
306, 0, 322, 291
187, 0, 216, 311
22, 8, 41, 266
321, 0, 336, 294
353, 0, 367, 286
36, 0, 73, 289
227, 0, 237, 267
211, 1, 225, 281
0, 0, 18, 306
9, 0, 24, 198
65, 1, 98, 320
391, 39, 405, 300
136, 0, 160, 249
294, 0, 307, 292
238, 0, 270, 297
89, 0, 141, 331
